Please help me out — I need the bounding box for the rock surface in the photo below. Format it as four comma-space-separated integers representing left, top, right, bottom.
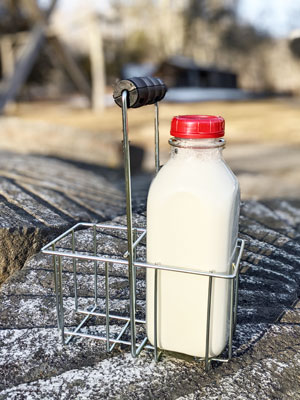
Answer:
0, 151, 151, 285
0, 199, 300, 399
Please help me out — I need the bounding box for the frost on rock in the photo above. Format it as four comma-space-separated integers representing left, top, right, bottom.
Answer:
1, 199, 300, 399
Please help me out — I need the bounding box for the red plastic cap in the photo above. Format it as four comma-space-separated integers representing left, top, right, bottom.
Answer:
170, 115, 225, 139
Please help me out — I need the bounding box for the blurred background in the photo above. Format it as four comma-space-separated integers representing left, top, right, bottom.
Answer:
0, 0, 299, 199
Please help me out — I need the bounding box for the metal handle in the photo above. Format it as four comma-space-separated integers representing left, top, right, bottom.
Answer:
113, 76, 167, 108
114, 80, 165, 356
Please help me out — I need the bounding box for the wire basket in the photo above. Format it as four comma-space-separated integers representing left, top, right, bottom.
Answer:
41, 77, 244, 371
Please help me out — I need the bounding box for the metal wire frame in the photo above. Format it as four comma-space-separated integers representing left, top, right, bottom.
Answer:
42, 222, 244, 370
42, 89, 245, 371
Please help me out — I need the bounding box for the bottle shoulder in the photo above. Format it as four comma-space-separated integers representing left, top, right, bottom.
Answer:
149, 156, 239, 196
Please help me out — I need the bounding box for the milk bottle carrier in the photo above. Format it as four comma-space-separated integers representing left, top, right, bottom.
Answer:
41, 77, 244, 371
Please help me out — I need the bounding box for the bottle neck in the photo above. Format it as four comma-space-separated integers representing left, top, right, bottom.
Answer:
169, 137, 225, 160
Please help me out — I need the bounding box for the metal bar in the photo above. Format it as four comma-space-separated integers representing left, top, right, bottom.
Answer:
136, 337, 148, 356
145, 344, 154, 350
76, 309, 145, 324
235, 240, 245, 271
234, 263, 240, 331
42, 222, 146, 252
109, 320, 130, 352
154, 102, 160, 174
121, 89, 136, 357
58, 255, 65, 344
132, 228, 137, 313
65, 330, 132, 346
123, 230, 146, 258
48, 223, 250, 254
205, 276, 213, 372
228, 277, 235, 360
66, 327, 150, 351
42, 251, 241, 279
68, 332, 171, 352
43, 224, 146, 251
233, 239, 244, 330
52, 245, 61, 331
77, 223, 145, 232
93, 225, 98, 305
41, 222, 82, 251
72, 230, 78, 311
197, 356, 229, 363
105, 261, 110, 352
154, 268, 158, 361
65, 304, 97, 345
132, 228, 137, 261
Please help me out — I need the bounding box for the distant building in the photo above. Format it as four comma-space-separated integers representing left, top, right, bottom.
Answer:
121, 56, 237, 89
155, 56, 237, 88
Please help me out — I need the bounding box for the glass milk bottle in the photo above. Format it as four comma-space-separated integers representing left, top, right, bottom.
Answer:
146, 115, 240, 358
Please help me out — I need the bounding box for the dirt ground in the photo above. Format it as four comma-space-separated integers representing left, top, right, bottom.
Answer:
1, 97, 300, 199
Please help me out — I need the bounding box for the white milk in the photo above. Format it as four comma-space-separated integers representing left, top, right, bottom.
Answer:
146, 138, 240, 358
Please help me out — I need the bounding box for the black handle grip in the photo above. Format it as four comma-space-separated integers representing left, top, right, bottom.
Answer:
113, 76, 167, 108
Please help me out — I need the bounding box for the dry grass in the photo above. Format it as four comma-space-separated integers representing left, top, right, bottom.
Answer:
3, 97, 300, 198
6, 98, 300, 149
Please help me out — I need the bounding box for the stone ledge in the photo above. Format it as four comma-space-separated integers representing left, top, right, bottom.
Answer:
0, 151, 151, 285
0, 201, 300, 399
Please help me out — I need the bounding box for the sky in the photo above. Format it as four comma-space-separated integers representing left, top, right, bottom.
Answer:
237, 0, 300, 37
43, 0, 300, 38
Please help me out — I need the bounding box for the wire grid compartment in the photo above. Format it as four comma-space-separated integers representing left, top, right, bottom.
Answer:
42, 221, 244, 370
